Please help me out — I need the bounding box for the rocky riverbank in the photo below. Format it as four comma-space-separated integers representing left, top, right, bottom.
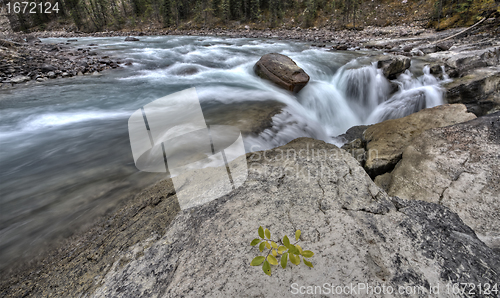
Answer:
1, 12, 499, 89
0, 36, 124, 89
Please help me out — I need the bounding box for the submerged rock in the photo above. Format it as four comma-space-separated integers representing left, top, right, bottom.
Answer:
377, 55, 410, 79
364, 104, 476, 177
124, 36, 140, 41
383, 112, 500, 252
203, 101, 284, 136
254, 53, 310, 93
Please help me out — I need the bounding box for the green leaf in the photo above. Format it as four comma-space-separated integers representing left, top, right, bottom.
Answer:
259, 242, 266, 252
278, 246, 287, 254
272, 249, 277, 257
289, 253, 300, 265
302, 250, 314, 258
268, 255, 278, 265
295, 230, 301, 241
271, 241, 278, 249
287, 245, 300, 255
303, 258, 314, 268
296, 245, 303, 254
281, 253, 288, 269
265, 228, 271, 239
258, 226, 264, 239
265, 241, 271, 249
250, 238, 260, 246
283, 235, 290, 247
250, 256, 265, 266
262, 260, 271, 276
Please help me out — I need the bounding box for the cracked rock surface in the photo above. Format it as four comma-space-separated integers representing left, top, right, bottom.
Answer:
382, 112, 500, 254
91, 138, 499, 297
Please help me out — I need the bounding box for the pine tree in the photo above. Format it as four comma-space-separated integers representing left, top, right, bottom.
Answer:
163, 0, 173, 26
249, 0, 259, 21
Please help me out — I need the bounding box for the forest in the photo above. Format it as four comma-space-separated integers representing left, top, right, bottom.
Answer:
4, 0, 499, 33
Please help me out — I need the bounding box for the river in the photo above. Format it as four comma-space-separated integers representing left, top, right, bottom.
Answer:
0, 35, 447, 270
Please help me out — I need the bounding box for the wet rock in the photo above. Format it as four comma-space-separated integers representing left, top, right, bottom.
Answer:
254, 53, 310, 93
383, 112, 500, 251
47, 71, 56, 79
377, 55, 411, 79
364, 104, 476, 178
429, 64, 442, 75
445, 66, 500, 116
124, 36, 140, 41
338, 125, 370, 144
203, 101, 285, 136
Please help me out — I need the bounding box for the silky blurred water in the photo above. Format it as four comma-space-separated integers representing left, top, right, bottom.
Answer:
0, 35, 447, 270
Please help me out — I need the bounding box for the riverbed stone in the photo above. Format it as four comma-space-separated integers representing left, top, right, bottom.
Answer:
364, 104, 476, 177
124, 36, 140, 41
383, 112, 500, 252
254, 53, 310, 93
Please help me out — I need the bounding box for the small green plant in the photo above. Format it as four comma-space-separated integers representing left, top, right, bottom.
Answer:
250, 226, 314, 276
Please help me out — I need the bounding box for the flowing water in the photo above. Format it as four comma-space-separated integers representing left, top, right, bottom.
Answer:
0, 35, 448, 270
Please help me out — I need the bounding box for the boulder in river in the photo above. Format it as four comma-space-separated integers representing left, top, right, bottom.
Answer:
377, 55, 411, 79
381, 112, 500, 252
364, 104, 476, 177
124, 36, 140, 42
254, 53, 310, 93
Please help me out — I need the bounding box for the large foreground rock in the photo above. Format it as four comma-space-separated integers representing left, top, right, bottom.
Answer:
2, 138, 499, 297
91, 138, 499, 297
364, 104, 476, 177
254, 53, 310, 93
381, 112, 500, 252
445, 66, 500, 116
